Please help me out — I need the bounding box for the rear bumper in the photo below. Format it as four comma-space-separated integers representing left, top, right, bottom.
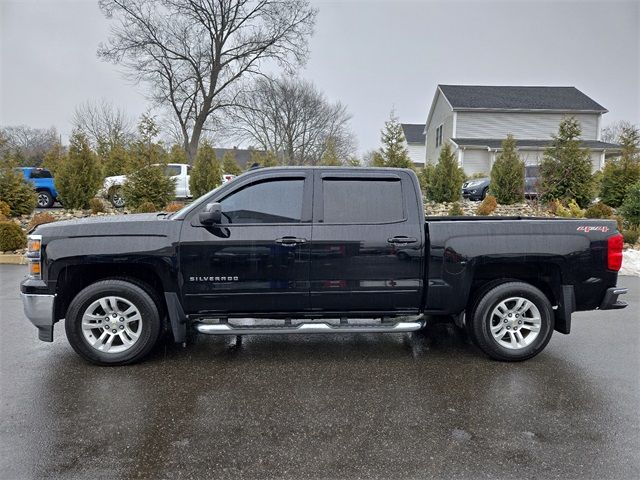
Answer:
20, 293, 55, 342
599, 287, 628, 310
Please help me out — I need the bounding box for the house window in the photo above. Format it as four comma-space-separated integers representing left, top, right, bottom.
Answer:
435, 124, 443, 148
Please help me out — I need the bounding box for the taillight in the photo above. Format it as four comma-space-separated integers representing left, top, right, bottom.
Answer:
607, 234, 623, 271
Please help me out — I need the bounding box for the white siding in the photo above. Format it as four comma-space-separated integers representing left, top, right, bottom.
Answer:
406, 143, 426, 166
493, 148, 604, 172
456, 112, 599, 140
462, 149, 491, 176
590, 151, 604, 172
426, 91, 455, 163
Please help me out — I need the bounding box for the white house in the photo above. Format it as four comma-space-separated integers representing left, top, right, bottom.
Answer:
423, 85, 621, 176
400, 123, 426, 168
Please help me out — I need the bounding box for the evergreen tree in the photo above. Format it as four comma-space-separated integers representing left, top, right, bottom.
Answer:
250, 150, 280, 168
320, 139, 342, 166
189, 141, 222, 197
222, 150, 243, 175
379, 111, 413, 168
129, 114, 166, 169
490, 135, 525, 204
600, 125, 640, 207
55, 130, 103, 209
103, 142, 131, 177
168, 144, 188, 164
346, 156, 361, 167
370, 151, 386, 167
429, 143, 465, 202
0, 156, 36, 216
540, 117, 595, 208
42, 141, 66, 176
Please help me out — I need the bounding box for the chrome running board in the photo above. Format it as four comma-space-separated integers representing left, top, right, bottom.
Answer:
193, 320, 424, 335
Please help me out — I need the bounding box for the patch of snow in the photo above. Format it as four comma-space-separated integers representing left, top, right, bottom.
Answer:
620, 249, 640, 277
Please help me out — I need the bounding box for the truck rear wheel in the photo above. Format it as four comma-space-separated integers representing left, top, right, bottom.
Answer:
65, 279, 162, 366
36, 190, 54, 208
470, 282, 553, 361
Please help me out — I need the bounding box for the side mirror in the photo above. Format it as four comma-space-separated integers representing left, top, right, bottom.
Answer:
199, 202, 222, 225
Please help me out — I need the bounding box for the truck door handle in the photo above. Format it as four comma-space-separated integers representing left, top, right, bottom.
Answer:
387, 236, 418, 245
275, 236, 307, 246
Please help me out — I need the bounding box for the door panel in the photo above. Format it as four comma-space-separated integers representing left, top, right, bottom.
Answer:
179, 173, 312, 315
310, 172, 424, 313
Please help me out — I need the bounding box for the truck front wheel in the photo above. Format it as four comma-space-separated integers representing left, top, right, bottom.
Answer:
470, 282, 554, 361
65, 279, 162, 366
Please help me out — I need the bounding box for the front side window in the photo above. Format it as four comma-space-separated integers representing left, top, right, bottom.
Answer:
322, 178, 404, 224
220, 179, 304, 224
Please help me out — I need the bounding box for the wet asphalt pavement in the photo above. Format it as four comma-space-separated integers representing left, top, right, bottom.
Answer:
1, 265, 638, 480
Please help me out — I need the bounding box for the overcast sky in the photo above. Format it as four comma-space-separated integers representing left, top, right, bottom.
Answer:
1, 0, 638, 154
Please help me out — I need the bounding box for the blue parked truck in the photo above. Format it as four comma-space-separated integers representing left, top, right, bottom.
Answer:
19, 167, 58, 208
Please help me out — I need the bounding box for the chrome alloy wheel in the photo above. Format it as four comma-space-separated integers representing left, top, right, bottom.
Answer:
489, 297, 541, 350
81, 296, 143, 353
37, 192, 50, 207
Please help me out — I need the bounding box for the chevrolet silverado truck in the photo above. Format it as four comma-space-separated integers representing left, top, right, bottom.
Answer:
20, 167, 628, 365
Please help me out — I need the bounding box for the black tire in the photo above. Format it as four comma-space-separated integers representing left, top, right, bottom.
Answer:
65, 279, 162, 366
470, 282, 554, 362
480, 187, 488, 200
36, 190, 54, 208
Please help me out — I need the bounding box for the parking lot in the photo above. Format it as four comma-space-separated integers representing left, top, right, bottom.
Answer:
1, 264, 638, 480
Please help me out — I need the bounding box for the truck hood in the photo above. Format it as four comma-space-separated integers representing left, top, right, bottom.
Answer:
32, 213, 180, 238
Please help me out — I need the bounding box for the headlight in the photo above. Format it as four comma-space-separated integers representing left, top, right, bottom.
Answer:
26, 234, 42, 279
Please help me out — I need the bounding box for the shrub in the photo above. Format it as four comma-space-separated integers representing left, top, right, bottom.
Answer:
28, 212, 56, 231
620, 181, 640, 226
0, 221, 27, 251
189, 142, 222, 197
429, 143, 465, 203
165, 201, 184, 213
448, 202, 464, 216
419, 164, 436, 198
476, 195, 498, 215
0, 200, 10, 218
547, 199, 561, 215
540, 117, 595, 208
556, 199, 585, 218
135, 201, 157, 213
89, 198, 106, 214
55, 131, 103, 209
490, 135, 525, 205
222, 150, 243, 174
122, 165, 175, 210
585, 202, 614, 219
622, 227, 640, 245
0, 162, 36, 216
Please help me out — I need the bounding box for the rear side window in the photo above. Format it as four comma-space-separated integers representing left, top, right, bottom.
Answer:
221, 178, 304, 224
164, 165, 181, 177
29, 169, 52, 179
322, 178, 404, 223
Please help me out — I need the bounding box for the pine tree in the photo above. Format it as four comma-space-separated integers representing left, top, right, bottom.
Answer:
250, 150, 280, 167
103, 143, 131, 177
490, 135, 525, 204
320, 139, 342, 166
379, 111, 413, 168
600, 125, 640, 207
189, 141, 222, 197
0, 156, 37, 216
429, 143, 465, 202
370, 151, 386, 167
168, 144, 188, 164
55, 130, 103, 209
42, 141, 66, 176
540, 117, 595, 208
222, 150, 243, 175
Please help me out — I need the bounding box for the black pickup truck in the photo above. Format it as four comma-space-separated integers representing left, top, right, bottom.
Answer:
20, 167, 628, 365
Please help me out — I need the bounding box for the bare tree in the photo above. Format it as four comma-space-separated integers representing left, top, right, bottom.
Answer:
72, 99, 134, 150
227, 76, 355, 165
0, 125, 59, 166
98, 0, 317, 162
601, 120, 635, 144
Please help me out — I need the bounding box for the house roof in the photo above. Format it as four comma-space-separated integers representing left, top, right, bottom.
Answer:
401, 124, 426, 144
439, 85, 608, 113
450, 138, 621, 151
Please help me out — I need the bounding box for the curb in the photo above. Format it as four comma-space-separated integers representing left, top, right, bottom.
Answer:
0, 254, 27, 265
